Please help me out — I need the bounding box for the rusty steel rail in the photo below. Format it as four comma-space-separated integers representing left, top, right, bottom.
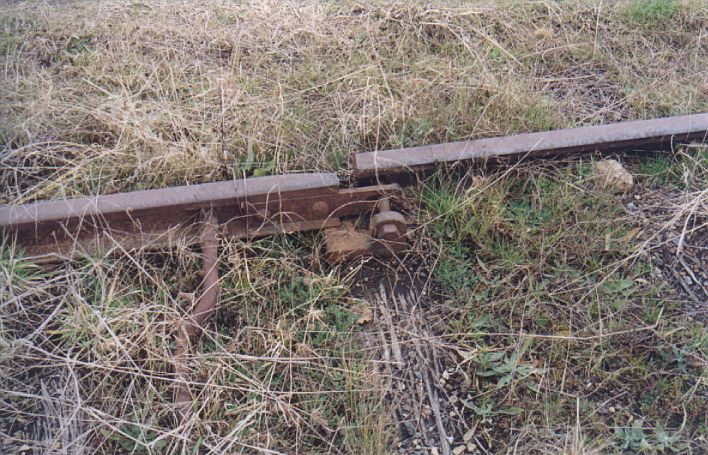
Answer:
1, 113, 707, 258
353, 113, 708, 180
0, 173, 402, 258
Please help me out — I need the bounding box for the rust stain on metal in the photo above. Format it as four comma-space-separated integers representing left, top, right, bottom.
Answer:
353, 113, 708, 179
324, 198, 409, 262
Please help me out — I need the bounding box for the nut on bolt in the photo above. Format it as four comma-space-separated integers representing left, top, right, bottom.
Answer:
371, 198, 407, 243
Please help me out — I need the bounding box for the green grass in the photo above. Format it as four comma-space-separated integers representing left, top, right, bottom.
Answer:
418, 163, 707, 452
637, 155, 679, 188
1, 234, 388, 453
627, 0, 679, 26
632, 150, 708, 189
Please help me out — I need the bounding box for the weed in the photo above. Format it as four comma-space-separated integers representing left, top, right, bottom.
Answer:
65, 35, 93, 54
615, 420, 684, 452
474, 349, 544, 390
102, 423, 167, 454
627, 0, 678, 26
395, 118, 435, 148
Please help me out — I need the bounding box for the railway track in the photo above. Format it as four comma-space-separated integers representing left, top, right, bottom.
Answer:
2, 112, 707, 261
2, 112, 706, 420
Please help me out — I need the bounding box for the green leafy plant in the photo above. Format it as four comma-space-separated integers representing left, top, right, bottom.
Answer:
615, 420, 683, 452
232, 140, 275, 178
462, 397, 524, 419
102, 424, 167, 454
66, 35, 92, 54
475, 350, 543, 389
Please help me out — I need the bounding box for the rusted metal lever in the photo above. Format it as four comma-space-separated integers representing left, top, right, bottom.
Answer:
0, 174, 410, 420
173, 211, 220, 420
0, 174, 411, 421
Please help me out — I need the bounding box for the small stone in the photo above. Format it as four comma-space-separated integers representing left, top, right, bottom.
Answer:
609, 406, 616, 413
592, 159, 634, 193
467, 442, 476, 452
453, 445, 467, 455
431, 448, 440, 455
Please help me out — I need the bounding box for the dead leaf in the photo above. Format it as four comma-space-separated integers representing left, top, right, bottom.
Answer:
454, 347, 478, 362
351, 302, 373, 325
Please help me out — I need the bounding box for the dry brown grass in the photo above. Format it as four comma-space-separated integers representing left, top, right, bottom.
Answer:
1, 0, 706, 203
1, 0, 707, 454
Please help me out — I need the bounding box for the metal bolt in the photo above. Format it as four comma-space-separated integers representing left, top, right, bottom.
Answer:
378, 198, 391, 212
312, 200, 330, 218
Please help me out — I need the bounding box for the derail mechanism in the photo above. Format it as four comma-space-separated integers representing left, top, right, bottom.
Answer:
0, 173, 409, 260
0, 173, 410, 420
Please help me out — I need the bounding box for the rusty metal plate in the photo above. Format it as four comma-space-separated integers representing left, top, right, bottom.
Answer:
353, 113, 708, 179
